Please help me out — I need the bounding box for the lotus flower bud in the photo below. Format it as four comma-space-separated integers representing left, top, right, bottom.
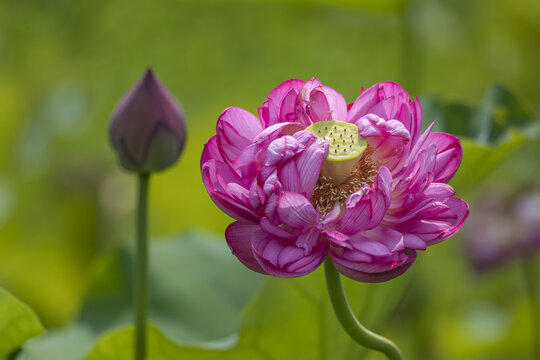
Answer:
110, 69, 186, 173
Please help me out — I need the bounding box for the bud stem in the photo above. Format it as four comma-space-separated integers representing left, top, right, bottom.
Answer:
324, 258, 404, 360
135, 173, 150, 360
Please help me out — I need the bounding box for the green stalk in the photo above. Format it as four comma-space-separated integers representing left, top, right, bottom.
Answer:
135, 173, 150, 360
324, 258, 404, 360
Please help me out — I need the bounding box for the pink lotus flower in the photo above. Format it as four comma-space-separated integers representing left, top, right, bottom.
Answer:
201, 78, 469, 282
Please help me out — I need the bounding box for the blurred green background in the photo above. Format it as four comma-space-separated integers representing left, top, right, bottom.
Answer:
0, 0, 539, 359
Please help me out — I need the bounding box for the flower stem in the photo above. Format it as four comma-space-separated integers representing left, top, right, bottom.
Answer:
135, 173, 150, 360
324, 258, 404, 360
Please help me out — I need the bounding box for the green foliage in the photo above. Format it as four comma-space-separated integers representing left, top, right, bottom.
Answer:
86, 266, 411, 360
422, 84, 538, 196
423, 84, 537, 143
0, 288, 44, 358
22, 231, 264, 360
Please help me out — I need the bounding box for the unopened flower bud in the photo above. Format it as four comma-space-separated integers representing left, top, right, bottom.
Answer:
110, 69, 186, 173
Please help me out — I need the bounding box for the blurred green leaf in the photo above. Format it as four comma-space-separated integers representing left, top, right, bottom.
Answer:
0, 287, 44, 358
20, 325, 95, 360
21, 230, 264, 360
474, 85, 537, 144
437, 299, 534, 359
86, 267, 412, 360
423, 84, 537, 143
450, 131, 529, 195
422, 84, 538, 195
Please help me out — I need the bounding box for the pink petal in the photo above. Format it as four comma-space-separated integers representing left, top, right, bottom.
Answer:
409, 97, 423, 143
331, 249, 417, 283
307, 89, 332, 122
202, 159, 259, 222
234, 122, 305, 178
338, 167, 392, 234
226, 221, 267, 274
276, 132, 328, 198
323, 230, 352, 249
277, 191, 318, 229
423, 183, 456, 202
259, 217, 295, 239
299, 77, 323, 99
251, 229, 327, 278
391, 144, 437, 210
429, 197, 469, 243
265, 135, 304, 166
425, 132, 463, 183
347, 85, 380, 122
216, 107, 263, 162
259, 79, 305, 126
308, 86, 348, 123
319, 85, 348, 122
249, 179, 265, 210
347, 81, 420, 139
396, 197, 469, 245
357, 114, 411, 173
290, 135, 328, 198
403, 233, 426, 250
253, 122, 306, 144
352, 226, 405, 254
200, 135, 222, 168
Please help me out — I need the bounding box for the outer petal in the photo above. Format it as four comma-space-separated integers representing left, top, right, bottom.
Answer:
337, 167, 392, 234
226, 221, 267, 274
201, 159, 259, 222
201, 135, 223, 168
330, 226, 415, 283
331, 249, 417, 283
251, 227, 328, 278
259, 79, 306, 126
396, 197, 469, 246
424, 132, 463, 183
385, 183, 456, 224
216, 107, 264, 163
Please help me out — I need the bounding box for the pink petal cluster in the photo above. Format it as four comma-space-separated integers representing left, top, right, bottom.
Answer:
201, 78, 469, 282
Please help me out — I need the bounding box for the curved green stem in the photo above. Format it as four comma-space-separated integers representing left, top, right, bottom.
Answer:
135, 173, 150, 360
324, 258, 404, 360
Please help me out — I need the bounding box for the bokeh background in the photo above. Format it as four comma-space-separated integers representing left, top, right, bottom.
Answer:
0, 0, 539, 359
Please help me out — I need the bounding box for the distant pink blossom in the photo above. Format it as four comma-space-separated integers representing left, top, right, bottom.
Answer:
201, 78, 468, 282
464, 190, 540, 271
